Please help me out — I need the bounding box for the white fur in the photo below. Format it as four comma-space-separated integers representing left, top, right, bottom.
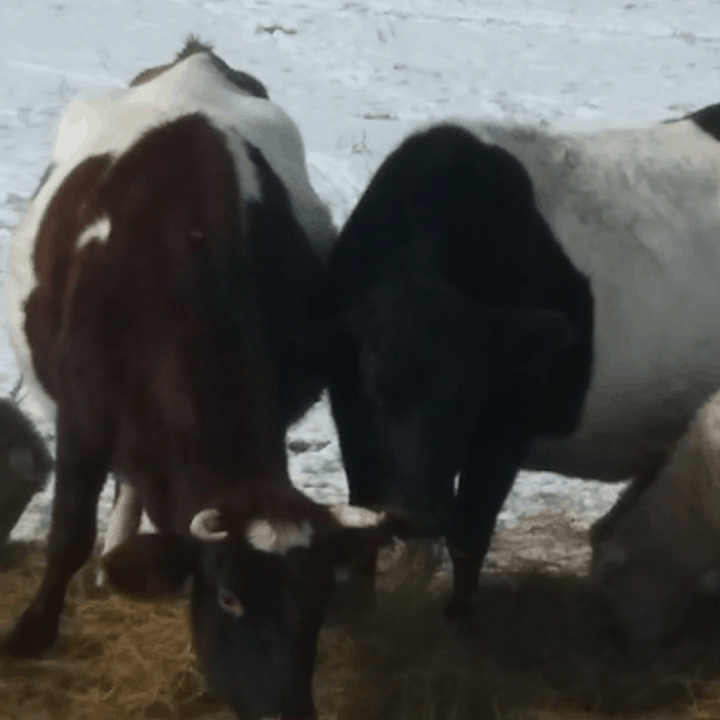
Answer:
445, 118, 720, 481
330, 504, 385, 527
589, 387, 720, 642
76, 215, 111, 250
96, 477, 155, 587
6, 51, 336, 439
246, 519, 313, 554
101, 479, 143, 557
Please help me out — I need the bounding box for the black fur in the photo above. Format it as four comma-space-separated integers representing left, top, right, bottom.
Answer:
242, 141, 329, 424
327, 123, 594, 611
687, 102, 720, 142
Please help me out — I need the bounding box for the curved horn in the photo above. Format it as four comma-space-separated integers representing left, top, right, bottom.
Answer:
190, 508, 228, 541
330, 504, 385, 528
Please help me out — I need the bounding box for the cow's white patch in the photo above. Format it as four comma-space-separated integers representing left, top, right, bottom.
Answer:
246, 518, 313, 554
76, 215, 111, 250
102, 479, 143, 557
330, 504, 385, 528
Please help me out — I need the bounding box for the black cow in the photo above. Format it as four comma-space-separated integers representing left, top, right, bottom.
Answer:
327, 123, 594, 617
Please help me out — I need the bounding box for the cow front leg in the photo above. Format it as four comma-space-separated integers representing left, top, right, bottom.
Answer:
96, 476, 142, 586
445, 438, 529, 620
328, 364, 388, 608
2, 412, 109, 656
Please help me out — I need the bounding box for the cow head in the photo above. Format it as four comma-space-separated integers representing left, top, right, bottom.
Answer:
338, 280, 577, 530
104, 486, 394, 720
587, 394, 720, 658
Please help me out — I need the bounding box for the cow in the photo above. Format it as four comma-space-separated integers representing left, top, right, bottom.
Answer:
3, 37, 395, 720
0, 387, 53, 547
587, 386, 720, 656
326, 107, 720, 620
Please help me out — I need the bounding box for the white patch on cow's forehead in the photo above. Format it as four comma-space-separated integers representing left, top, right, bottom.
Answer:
76, 215, 111, 250
331, 505, 384, 527
246, 518, 313, 554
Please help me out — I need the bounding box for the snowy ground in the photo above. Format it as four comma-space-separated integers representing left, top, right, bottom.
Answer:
4, 0, 719, 563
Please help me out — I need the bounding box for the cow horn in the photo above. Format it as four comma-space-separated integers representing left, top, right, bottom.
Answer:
330, 504, 385, 527
190, 508, 228, 541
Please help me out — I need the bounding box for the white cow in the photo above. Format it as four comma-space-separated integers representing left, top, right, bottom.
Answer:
588, 387, 720, 652
461, 114, 720, 481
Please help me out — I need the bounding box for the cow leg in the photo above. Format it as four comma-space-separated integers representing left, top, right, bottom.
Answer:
328, 369, 386, 605
445, 437, 529, 620
3, 411, 109, 656
96, 476, 142, 586
329, 369, 386, 510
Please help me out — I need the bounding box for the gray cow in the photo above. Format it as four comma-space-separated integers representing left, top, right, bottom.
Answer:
588, 386, 720, 654
0, 390, 53, 547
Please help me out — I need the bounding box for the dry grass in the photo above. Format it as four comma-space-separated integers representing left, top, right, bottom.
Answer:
0, 544, 227, 720
3, 533, 720, 720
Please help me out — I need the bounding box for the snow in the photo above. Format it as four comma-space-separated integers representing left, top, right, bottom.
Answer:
4, 0, 718, 544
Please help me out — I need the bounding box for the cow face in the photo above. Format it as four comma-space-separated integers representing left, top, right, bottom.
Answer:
340, 280, 577, 530
587, 535, 701, 658
588, 506, 720, 658
587, 398, 720, 658
587, 493, 720, 657
104, 504, 391, 720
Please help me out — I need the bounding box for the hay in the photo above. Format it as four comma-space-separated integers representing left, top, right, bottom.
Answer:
318, 543, 720, 720
0, 548, 226, 720
4, 540, 720, 719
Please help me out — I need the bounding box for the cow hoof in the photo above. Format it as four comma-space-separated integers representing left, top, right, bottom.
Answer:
444, 593, 480, 624
2, 611, 58, 657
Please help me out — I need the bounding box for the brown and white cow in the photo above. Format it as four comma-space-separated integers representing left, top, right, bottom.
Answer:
3, 37, 393, 720
588, 386, 720, 655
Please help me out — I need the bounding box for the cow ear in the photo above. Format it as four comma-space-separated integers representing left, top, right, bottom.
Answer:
103, 533, 194, 599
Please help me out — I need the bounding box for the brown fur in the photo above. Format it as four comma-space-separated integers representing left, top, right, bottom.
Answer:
27, 115, 287, 533
3, 41, 346, 719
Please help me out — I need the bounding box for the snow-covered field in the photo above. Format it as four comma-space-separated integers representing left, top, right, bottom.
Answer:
3, 0, 719, 554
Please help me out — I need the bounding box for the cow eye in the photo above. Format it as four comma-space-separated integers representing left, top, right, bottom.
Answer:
218, 588, 244, 617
